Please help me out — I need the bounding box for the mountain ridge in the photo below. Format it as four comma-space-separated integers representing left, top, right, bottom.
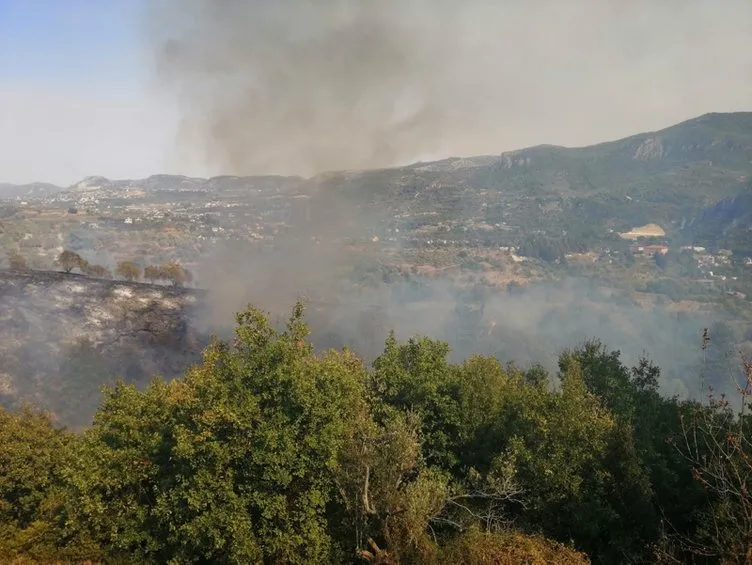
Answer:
3, 111, 751, 251
2, 111, 750, 197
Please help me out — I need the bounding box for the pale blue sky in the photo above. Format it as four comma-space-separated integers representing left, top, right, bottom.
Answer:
1, 1, 751, 185
0, 0, 142, 83
0, 0, 179, 185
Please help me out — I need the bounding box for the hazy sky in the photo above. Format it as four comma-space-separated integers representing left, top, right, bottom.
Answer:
0, 0, 177, 185
1, 0, 751, 185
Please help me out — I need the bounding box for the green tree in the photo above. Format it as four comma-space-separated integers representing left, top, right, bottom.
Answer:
336, 406, 448, 563
371, 333, 462, 470
83, 263, 111, 279
0, 406, 100, 562
677, 355, 752, 563
568, 341, 708, 562
158, 261, 192, 287
56, 250, 86, 273
143, 264, 160, 283
568, 340, 638, 419
68, 302, 369, 564
487, 354, 656, 563
115, 260, 142, 282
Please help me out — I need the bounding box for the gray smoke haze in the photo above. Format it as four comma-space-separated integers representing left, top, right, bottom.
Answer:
147, 0, 752, 177
191, 264, 711, 398
144, 0, 750, 397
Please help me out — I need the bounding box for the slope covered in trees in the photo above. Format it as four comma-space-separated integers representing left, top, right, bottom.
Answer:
0, 302, 750, 564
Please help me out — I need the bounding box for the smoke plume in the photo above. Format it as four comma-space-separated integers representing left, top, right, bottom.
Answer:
147, 0, 752, 177
144, 0, 750, 398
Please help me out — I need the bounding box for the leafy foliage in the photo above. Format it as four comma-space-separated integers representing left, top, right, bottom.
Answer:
83, 263, 111, 279
56, 250, 86, 274
1, 301, 750, 563
66, 303, 368, 563
674, 354, 752, 564
0, 407, 100, 562
157, 261, 192, 286
115, 260, 142, 282
439, 526, 590, 565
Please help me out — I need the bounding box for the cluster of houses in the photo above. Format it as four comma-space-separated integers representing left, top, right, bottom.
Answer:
631, 244, 669, 255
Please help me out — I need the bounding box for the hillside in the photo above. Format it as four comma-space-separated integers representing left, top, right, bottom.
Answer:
1, 111, 752, 424
686, 178, 752, 254
5, 112, 751, 253
0, 182, 62, 199
2, 109, 752, 562
309, 112, 752, 248
0, 269, 206, 426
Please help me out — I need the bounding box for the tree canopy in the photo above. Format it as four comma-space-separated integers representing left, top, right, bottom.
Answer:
56, 250, 86, 273
0, 301, 749, 563
115, 260, 142, 282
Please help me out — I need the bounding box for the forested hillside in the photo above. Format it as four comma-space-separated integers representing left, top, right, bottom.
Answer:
310, 112, 752, 252
1, 302, 750, 564
2, 112, 752, 563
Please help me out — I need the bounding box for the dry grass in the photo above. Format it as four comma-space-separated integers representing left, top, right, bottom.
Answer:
440, 528, 590, 565
619, 223, 666, 240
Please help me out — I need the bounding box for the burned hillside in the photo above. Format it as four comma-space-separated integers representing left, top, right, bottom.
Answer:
0, 269, 206, 426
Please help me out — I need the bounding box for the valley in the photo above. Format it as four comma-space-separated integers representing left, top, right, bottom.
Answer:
1, 112, 752, 427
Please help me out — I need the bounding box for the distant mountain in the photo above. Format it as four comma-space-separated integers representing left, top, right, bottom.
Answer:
65, 174, 304, 194
4, 111, 751, 249
305, 112, 752, 246
495, 111, 752, 173
0, 182, 63, 199
687, 179, 752, 254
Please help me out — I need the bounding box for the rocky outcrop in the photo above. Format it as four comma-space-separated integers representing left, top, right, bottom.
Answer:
0, 270, 208, 425
632, 137, 665, 161
694, 192, 752, 229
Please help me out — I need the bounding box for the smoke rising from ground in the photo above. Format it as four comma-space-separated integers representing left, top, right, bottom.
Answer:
190, 229, 712, 399
148, 0, 752, 177
145, 0, 747, 397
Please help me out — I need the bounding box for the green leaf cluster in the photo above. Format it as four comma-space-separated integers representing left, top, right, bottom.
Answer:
0, 301, 748, 564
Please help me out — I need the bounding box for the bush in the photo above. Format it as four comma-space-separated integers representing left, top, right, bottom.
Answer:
83, 264, 111, 279
115, 261, 141, 282
56, 250, 86, 273
440, 527, 590, 565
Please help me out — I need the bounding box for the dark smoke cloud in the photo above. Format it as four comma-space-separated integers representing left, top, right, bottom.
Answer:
190, 264, 710, 399
144, 0, 749, 399
147, 0, 752, 177
149, 0, 458, 175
